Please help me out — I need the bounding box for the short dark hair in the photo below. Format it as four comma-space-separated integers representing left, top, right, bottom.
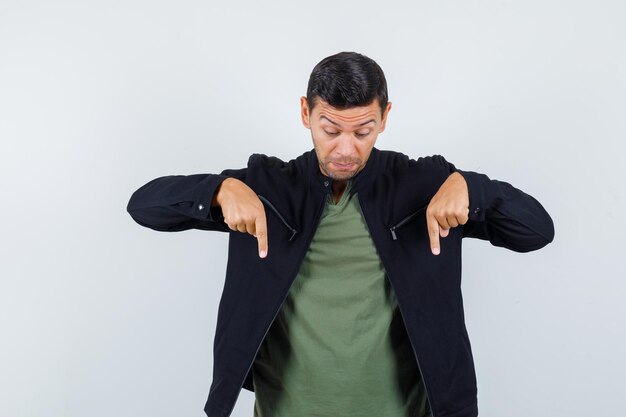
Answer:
306, 51, 388, 115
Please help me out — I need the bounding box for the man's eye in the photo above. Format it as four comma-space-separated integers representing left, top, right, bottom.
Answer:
355, 131, 370, 138
324, 130, 339, 135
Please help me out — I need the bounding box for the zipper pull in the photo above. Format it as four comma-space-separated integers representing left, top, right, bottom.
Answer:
390, 227, 398, 241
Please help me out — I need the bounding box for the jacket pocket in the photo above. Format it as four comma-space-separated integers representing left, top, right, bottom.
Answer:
257, 194, 298, 241
389, 204, 429, 241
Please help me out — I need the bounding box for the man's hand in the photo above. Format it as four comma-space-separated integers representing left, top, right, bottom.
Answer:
426, 172, 470, 255
213, 178, 268, 258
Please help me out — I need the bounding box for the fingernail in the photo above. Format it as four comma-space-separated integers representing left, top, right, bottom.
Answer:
432, 247, 440, 255
259, 250, 267, 258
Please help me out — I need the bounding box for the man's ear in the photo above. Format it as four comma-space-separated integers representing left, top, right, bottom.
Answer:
300, 96, 311, 129
379, 102, 392, 133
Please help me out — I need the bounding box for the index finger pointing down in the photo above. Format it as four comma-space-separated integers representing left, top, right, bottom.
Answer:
255, 215, 268, 258
426, 213, 441, 256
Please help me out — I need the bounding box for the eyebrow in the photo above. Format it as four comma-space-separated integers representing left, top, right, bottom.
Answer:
319, 115, 376, 127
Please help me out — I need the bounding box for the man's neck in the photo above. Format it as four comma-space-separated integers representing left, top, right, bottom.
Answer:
331, 180, 348, 204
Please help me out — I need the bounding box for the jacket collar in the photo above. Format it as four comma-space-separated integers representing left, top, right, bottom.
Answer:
308, 147, 380, 194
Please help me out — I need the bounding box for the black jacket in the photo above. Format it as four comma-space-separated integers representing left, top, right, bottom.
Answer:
126, 148, 555, 417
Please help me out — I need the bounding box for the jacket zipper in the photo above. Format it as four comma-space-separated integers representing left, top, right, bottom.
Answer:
389, 204, 428, 241
358, 195, 436, 417
257, 194, 298, 241
224, 190, 328, 417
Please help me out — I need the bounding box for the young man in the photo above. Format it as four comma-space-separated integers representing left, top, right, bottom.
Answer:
127, 51, 554, 417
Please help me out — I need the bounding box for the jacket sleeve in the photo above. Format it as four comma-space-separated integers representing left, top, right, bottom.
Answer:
126, 167, 247, 232
453, 168, 555, 252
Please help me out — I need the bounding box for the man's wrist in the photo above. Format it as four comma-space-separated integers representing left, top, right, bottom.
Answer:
212, 178, 234, 207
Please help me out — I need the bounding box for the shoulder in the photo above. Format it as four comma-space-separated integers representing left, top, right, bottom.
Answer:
376, 148, 455, 174
246, 149, 315, 177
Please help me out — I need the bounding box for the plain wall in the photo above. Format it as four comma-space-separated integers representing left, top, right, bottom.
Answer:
1, 0, 624, 416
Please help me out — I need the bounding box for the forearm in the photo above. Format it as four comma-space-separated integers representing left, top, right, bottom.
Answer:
127, 173, 233, 232
456, 169, 555, 252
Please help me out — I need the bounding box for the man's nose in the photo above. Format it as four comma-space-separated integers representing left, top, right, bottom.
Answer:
335, 133, 357, 156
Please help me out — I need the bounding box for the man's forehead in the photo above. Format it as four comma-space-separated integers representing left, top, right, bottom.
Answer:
319, 115, 376, 127
313, 100, 381, 125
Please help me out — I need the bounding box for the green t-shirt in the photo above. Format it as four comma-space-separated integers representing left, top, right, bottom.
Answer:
252, 180, 431, 417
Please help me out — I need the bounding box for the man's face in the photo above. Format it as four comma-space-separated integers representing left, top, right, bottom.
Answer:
300, 97, 392, 181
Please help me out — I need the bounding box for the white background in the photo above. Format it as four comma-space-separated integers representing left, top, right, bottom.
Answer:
1, 1, 624, 416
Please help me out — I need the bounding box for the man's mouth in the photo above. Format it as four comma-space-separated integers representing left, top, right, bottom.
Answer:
331, 161, 358, 170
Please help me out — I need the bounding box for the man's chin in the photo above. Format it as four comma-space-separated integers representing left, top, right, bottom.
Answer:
319, 162, 362, 181
328, 169, 359, 181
